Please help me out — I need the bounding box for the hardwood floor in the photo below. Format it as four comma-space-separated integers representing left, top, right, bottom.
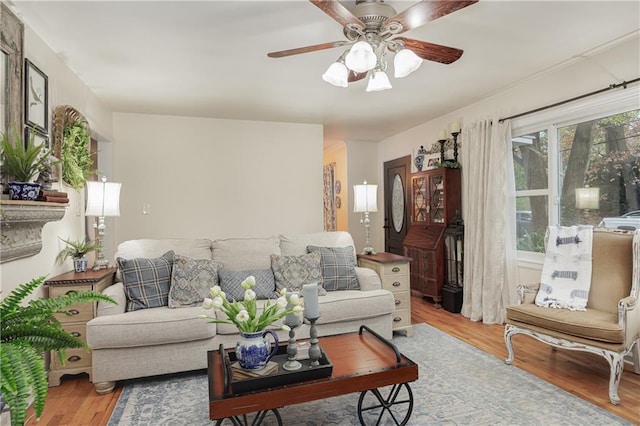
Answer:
26, 295, 639, 425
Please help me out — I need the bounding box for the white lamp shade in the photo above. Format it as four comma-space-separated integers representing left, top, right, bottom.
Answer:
345, 41, 377, 73
366, 70, 392, 92
86, 180, 122, 217
322, 62, 349, 87
353, 183, 378, 213
394, 48, 422, 78
575, 187, 600, 210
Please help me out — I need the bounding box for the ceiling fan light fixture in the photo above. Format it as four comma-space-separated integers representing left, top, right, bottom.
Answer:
394, 48, 422, 78
345, 41, 377, 73
322, 62, 349, 87
366, 70, 392, 92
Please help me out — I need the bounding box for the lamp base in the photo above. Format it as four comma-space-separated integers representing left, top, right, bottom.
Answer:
362, 247, 376, 255
92, 258, 110, 271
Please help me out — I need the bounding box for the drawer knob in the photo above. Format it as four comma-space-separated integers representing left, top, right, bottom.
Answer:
392, 267, 400, 273
392, 282, 401, 287
395, 300, 401, 305
68, 355, 81, 362
393, 317, 402, 322
69, 309, 80, 316
65, 290, 78, 296
71, 331, 81, 337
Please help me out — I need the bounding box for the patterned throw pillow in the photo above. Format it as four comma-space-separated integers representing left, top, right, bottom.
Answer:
168, 254, 221, 308
117, 251, 175, 312
218, 268, 277, 301
270, 252, 326, 295
306, 245, 359, 291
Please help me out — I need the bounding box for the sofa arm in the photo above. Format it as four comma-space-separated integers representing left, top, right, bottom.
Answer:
97, 282, 126, 317
619, 296, 638, 345
355, 266, 383, 291
517, 283, 540, 305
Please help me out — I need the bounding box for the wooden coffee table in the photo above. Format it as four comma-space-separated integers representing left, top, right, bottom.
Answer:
208, 326, 419, 425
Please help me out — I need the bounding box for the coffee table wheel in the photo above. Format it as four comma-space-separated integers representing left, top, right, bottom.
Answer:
215, 409, 282, 426
357, 383, 414, 426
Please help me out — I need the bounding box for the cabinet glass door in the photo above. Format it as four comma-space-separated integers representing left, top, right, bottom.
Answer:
413, 176, 428, 223
430, 174, 445, 224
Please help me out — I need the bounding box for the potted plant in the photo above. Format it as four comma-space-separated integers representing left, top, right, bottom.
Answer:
0, 128, 55, 201
55, 237, 98, 272
0, 276, 114, 425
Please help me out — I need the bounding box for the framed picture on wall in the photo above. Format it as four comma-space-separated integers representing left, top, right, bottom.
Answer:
24, 126, 50, 150
24, 58, 48, 133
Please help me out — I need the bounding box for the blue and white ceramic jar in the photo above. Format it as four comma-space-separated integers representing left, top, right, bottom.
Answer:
235, 330, 279, 370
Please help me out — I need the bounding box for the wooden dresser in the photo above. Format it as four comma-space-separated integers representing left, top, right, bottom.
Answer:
357, 252, 413, 337
46, 268, 116, 386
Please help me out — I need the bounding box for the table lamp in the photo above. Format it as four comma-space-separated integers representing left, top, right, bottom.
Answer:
353, 181, 378, 255
85, 176, 121, 270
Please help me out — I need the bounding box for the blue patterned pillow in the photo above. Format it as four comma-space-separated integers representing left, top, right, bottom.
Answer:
306, 245, 359, 291
117, 251, 175, 311
218, 268, 277, 301
169, 254, 222, 308
271, 252, 326, 295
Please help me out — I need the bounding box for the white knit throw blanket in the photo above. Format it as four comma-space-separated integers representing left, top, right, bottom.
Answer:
535, 225, 593, 311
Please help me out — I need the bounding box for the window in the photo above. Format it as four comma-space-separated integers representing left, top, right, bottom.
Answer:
512, 89, 640, 254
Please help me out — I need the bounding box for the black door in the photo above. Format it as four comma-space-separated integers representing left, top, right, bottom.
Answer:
384, 156, 411, 255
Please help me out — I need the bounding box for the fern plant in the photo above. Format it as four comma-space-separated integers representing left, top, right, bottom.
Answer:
1, 128, 54, 183
61, 119, 93, 189
0, 276, 115, 425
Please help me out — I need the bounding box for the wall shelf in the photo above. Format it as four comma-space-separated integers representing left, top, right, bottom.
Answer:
1, 200, 67, 263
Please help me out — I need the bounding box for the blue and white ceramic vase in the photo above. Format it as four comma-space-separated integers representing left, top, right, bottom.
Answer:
74, 257, 88, 273
8, 182, 40, 201
235, 330, 279, 370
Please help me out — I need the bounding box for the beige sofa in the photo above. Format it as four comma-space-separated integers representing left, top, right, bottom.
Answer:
86, 232, 395, 393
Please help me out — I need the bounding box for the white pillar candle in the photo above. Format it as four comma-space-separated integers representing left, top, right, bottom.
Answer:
438, 129, 446, 140
450, 121, 461, 133
303, 283, 320, 319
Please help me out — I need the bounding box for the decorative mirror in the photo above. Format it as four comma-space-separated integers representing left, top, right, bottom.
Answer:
52, 105, 93, 189
1, 3, 24, 136
391, 173, 405, 233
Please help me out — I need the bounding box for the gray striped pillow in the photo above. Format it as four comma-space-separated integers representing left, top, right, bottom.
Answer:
117, 251, 175, 311
306, 245, 359, 291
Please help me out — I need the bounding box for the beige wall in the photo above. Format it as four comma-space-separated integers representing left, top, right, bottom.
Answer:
346, 140, 379, 253
1, 24, 113, 299
323, 141, 348, 231
112, 113, 324, 243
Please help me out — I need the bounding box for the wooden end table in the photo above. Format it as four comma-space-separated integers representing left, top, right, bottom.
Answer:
208, 326, 419, 425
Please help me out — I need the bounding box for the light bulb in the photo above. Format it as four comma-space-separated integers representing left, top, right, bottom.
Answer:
345, 41, 377, 73
394, 48, 422, 78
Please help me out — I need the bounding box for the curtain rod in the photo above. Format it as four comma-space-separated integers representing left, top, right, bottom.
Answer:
498, 77, 640, 123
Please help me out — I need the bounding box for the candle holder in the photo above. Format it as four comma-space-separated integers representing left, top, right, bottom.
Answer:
438, 139, 447, 164
305, 316, 321, 366
282, 322, 302, 371
450, 131, 460, 163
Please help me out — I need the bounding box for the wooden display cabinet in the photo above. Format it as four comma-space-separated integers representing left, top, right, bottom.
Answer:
404, 168, 461, 307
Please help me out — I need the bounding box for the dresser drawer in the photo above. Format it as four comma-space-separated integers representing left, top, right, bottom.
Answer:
51, 347, 91, 370
62, 324, 88, 344
381, 275, 410, 293
391, 309, 411, 328
49, 285, 94, 323
380, 263, 409, 277
392, 291, 411, 311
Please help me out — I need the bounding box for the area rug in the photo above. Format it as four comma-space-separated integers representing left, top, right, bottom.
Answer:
108, 323, 631, 425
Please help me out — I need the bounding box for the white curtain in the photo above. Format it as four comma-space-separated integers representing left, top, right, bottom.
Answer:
460, 118, 519, 324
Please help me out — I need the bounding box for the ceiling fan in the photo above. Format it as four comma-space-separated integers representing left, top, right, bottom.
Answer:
267, 0, 478, 90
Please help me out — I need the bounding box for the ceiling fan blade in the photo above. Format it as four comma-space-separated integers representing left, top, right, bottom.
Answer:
385, 0, 478, 34
394, 37, 463, 64
348, 70, 368, 83
309, 0, 366, 31
268, 41, 351, 58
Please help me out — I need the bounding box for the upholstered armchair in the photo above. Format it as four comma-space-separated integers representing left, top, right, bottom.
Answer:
504, 228, 640, 405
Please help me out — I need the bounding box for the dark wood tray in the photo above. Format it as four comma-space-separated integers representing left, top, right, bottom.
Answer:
221, 344, 333, 395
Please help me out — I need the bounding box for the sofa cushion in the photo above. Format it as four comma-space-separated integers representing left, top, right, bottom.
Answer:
117, 251, 175, 312
280, 231, 357, 257
169, 255, 222, 308
212, 236, 281, 270
218, 268, 277, 301
316, 289, 394, 325
87, 305, 215, 348
271, 252, 326, 295
505, 303, 623, 343
307, 245, 359, 291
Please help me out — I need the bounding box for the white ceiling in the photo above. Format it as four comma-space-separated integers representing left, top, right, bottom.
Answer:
8, 0, 640, 142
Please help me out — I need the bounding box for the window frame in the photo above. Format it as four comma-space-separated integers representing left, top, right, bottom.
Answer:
511, 85, 640, 265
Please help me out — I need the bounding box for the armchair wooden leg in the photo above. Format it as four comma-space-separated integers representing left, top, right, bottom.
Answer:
607, 353, 623, 405
503, 324, 516, 365
632, 338, 640, 375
